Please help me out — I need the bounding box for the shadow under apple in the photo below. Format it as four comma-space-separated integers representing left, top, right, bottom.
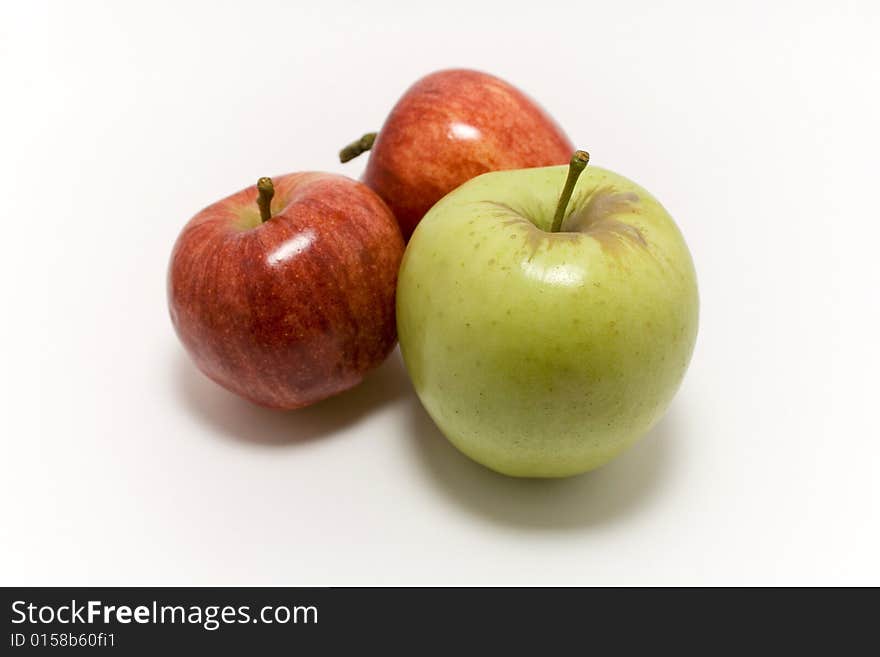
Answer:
175, 347, 412, 446
407, 397, 680, 530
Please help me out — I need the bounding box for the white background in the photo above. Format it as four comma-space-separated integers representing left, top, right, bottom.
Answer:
2, 0, 878, 586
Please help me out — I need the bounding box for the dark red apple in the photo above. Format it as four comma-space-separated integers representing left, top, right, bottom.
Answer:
339, 68, 574, 240
168, 173, 404, 409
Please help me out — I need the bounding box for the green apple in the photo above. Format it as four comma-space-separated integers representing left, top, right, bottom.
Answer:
396, 152, 698, 478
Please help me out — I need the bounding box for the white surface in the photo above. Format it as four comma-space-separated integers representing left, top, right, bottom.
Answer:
1, 0, 878, 586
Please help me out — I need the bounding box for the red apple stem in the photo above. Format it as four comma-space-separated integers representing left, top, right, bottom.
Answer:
257, 177, 275, 223
550, 150, 590, 233
339, 132, 377, 163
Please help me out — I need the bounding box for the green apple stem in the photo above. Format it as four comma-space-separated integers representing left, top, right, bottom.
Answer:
550, 150, 590, 233
257, 177, 275, 223
339, 132, 378, 163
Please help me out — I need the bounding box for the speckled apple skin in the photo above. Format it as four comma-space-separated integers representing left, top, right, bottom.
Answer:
363, 69, 574, 240
168, 173, 404, 409
396, 165, 699, 478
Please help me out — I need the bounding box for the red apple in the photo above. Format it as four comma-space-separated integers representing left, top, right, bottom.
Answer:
340, 68, 574, 240
168, 173, 404, 409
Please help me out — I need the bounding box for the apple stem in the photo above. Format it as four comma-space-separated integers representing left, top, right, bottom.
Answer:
339, 132, 377, 163
550, 150, 590, 233
257, 177, 275, 223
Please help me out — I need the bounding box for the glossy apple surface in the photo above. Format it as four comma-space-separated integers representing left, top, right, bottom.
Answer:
357, 69, 573, 239
168, 173, 404, 409
396, 164, 699, 477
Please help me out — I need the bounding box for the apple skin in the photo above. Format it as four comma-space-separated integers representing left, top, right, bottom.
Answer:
168, 173, 404, 409
396, 164, 698, 477
362, 69, 573, 240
